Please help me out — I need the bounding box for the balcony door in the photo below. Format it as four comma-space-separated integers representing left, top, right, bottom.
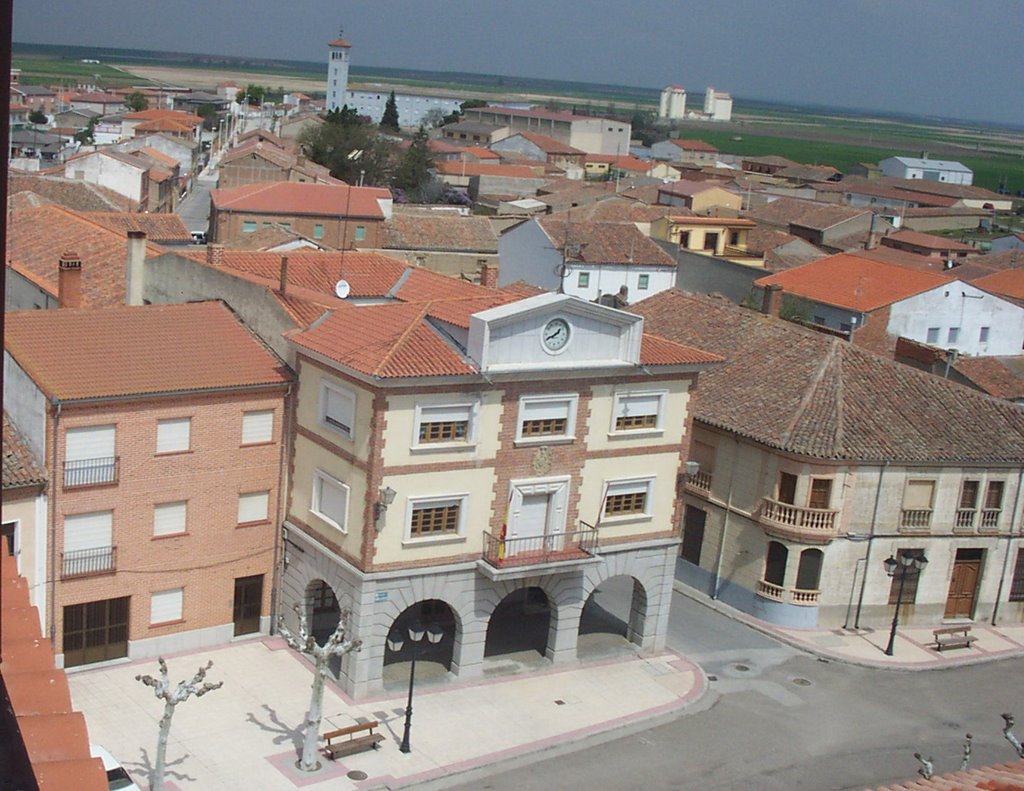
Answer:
507, 478, 569, 558
944, 549, 983, 619
233, 574, 263, 636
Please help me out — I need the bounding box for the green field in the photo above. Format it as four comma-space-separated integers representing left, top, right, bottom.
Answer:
13, 54, 132, 86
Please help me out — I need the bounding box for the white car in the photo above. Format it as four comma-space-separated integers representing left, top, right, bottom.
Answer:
90, 744, 142, 791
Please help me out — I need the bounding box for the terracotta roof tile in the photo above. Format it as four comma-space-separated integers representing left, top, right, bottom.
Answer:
207, 250, 408, 297
434, 161, 541, 178
383, 212, 498, 252
211, 182, 389, 218
3, 412, 46, 489
512, 132, 585, 156
882, 229, 976, 252
537, 218, 675, 267
746, 197, 872, 231
4, 302, 291, 400
972, 268, 1024, 300
83, 211, 192, 242
632, 289, 1024, 463
868, 759, 1024, 791
670, 139, 718, 153
8, 173, 133, 212
952, 356, 1024, 400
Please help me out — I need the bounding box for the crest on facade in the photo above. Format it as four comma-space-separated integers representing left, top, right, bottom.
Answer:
532, 446, 553, 475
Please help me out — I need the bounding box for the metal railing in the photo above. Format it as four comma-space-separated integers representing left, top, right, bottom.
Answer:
482, 522, 599, 568
61, 546, 116, 579
63, 456, 119, 488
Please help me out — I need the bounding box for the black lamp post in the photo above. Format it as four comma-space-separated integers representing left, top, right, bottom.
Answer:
882, 552, 928, 656
387, 620, 443, 753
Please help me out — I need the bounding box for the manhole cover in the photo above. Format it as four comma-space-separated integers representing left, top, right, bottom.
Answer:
554, 699, 566, 706
733, 664, 750, 672
707, 674, 718, 681
347, 770, 368, 780
792, 677, 812, 686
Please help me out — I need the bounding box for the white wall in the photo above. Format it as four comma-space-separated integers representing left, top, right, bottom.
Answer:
497, 220, 563, 291
345, 90, 461, 127
66, 153, 144, 203
565, 263, 676, 303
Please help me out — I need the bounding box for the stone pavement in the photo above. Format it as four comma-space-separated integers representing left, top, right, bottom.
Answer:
67, 637, 705, 791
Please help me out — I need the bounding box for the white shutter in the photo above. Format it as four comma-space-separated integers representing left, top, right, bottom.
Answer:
618, 393, 661, 418
608, 479, 650, 497
314, 473, 348, 529
420, 404, 472, 423
150, 588, 183, 624
903, 480, 935, 509
66, 425, 115, 461
322, 384, 355, 436
522, 399, 570, 421
238, 491, 269, 524
154, 502, 187, 536
242, 410, 274, 445
64, 511, 113, 552
157, 418, 191, 453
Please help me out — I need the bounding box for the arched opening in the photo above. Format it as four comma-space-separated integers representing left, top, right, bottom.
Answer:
484, 587, 550, 659
305, 579, 340, 646
764, 541, 788, 587
382, 599, 457, 688
578, 575, 647, 658
796, 549, 823, 591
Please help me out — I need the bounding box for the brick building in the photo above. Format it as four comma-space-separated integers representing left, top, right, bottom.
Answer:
3, 302, 291, 668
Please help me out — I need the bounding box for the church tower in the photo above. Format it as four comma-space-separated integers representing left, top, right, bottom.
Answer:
326, 32, 351, 112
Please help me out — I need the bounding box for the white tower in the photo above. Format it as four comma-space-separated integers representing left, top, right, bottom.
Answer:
326, 34, 352, 112
659, 85, 687, 120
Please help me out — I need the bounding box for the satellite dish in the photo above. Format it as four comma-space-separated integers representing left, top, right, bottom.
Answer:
334, 279, 350, 299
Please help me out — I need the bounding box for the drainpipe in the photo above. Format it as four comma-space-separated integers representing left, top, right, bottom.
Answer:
991, 466, 1024, 625
269, 382, 294, 635
854, 460, 888, 630
48, 400, 62, 646
711, 436, 739, 600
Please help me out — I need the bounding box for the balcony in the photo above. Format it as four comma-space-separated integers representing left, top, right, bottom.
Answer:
758, 498, 839, 543
684, 470, 712, 496
954, 508, 976, 530
980, 508, 1001, 530
477, 522, 600, 581
63, 456, 119, 488
756, 579, 820, 606
900, 508, 932, 531
61, 546, 116, 579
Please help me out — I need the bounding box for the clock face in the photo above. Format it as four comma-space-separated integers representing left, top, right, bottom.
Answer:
542, 317, 571, 352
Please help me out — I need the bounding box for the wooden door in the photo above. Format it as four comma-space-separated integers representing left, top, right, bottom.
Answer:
63, 597, 129, 668
233, 575, 263, 636
944, 550, 982, 619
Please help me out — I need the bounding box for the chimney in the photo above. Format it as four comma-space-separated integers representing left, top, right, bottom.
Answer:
295, 154, 306, 166
58, 251, 82, 309
207, 243, 224, 266
761, 283, 783, 317
278, 255, 289, 294
479, 261, 499, 288
125, 230, 147, 306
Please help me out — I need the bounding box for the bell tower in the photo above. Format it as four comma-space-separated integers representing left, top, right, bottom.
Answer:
326, 28, 351, 112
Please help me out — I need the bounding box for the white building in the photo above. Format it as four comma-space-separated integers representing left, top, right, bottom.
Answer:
326, 37, 352, 112
879, 156, 974, 186
344, 88, 462, 128
702, 87, 733, 122
658, 86, 687, 120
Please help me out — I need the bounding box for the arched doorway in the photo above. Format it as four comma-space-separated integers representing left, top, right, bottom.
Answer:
578, 575, 647, 658
383, 600, 457, 688
484, 587, 550, 659
305, 579, 345, 678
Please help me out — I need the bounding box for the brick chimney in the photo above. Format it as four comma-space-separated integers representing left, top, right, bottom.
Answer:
278, 255, 289, 294
125, 230, 147, 306
761, 283, 783, 317
479, 261, 499, 288
58, 251, 82, 309
207, 243, 224, 266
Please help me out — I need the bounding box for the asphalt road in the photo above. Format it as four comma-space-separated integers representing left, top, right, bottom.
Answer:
448, 588, 1023, 791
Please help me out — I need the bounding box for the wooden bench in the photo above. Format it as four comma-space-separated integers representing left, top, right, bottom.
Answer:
323, 721, 384, 759
933, 626, 978, 652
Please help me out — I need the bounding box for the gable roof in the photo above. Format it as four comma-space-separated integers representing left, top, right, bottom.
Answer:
383, 212, 498, 253
211, 182, 390, 218
882, 229, 976, 252
746, 197, 871, 231
671, 139, 718, 153
971, 267, 1024, 301
434, 161, 541, 179
883, 156, 972, 173
632, 290, 1024, 463
658, 179, 731, 198
2, 413, 46, 489
7, 174, 132, 212
82, 211, 192, 243
510, 132, 585, 156
537, 218, 676, 267
4, 302, 290, 401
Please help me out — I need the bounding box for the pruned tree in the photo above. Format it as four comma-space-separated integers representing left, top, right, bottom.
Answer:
278, 602, 361, 772
1004, 713, 1024, 758
380, 90, 399, 132
135, 658, 223, 791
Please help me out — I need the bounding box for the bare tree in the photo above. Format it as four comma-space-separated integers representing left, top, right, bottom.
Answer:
1004, 713, 1024, 758
277, 602, 361, 771
135, 658, 223, 791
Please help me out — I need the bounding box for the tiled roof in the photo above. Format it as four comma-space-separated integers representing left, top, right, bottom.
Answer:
632, 289, 1024, 463
124, 108, 203, 124
434, 161, 540, 178
513, 132, 585, 156
224, 224, 327, 251
882, 229, 976, 252
671, 139, 718, 152
953, 356, 1024, 401
461, 146, 500, 160
755, 253, 953, 312
818, 177, 961, 207
83, 211, 192, 242
658, 179, 726, 198
211, 182, 389, 218
7, 204, 168, 306
383, 211, 498, 252
136, 146, 180, 168
3, 413, 46, 489
537, 218, 676, 267
972, 268, 1024, 300
547, 197, 672, 224
4, 302, 291, 400
746, 198, 870, 231
743, 155, 798, 167
869, 759, 1024, 791
471, 105, 599, 123
968, 248, 1024, 271
8, 173, 132, 212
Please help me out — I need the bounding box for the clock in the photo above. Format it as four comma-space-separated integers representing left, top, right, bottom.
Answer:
542, 317, 571, 352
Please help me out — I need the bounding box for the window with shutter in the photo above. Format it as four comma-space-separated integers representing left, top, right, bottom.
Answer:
612, 391, 665, 432
517, 395, 577, 441
1010, 549, 1024, 602
901, 480, 935, 529
414, 403, 474, 445
319, 380, 355, 439
154, 502, 187, 537
63, 511, 114, 577
603, 478, 654, 518
64, 425, 116, 486
237, 491, 269, 525
311, 471, 348, 531
408, 496, 465, 538
241, 410, 274, 445
156, 418, 191, 454
150, 588, 183, 625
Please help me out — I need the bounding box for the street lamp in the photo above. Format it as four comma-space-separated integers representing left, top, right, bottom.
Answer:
387, 620, 443, 753
882, 551, 928, 656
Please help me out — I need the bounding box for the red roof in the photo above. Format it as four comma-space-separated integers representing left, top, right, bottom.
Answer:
972, 268, 1024, 300
434, 161, 540, 178
755, 253, 954, 312
671, 139, 718, 153
211, 182, 390, 218
328, 38, 352, 47
513, 132, 585, 156
882, 229, 976, 252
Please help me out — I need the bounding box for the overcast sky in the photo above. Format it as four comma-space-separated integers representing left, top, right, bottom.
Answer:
14, 0, 1024, 126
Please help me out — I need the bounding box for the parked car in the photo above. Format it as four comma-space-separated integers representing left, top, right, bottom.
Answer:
90, 744, 141, 791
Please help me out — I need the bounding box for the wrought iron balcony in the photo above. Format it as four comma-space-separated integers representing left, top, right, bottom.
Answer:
481, 522, 599, 573
61, 546, 117, 579
63, 456, 119, 488
759, 498, 839, 543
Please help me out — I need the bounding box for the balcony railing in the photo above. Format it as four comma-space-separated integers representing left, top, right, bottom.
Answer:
685, 470, 712, 495
759, 498, 839, 543
63, 456, 119, 488
756, 579, 820, 606
756, 579, 784, 601
61, 546, 116, 579
980, 508, 1001, 529
955, 508, 976, 529
482, 522, 599, 569
900, 509, 932, 530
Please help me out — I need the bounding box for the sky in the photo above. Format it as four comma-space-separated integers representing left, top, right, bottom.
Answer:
13, 0, 1024, 127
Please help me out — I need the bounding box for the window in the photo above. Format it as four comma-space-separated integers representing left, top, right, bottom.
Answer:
354, 225, 366, 242
409, 496, 465, 538
63, 511, 114, 577
638, 274, 650, 291
517, 395, 577, 441
153, 502, 187, 537
150, 588, 183, 625
156, 418, 191, 454
237, 491, 270, 525
901, 480, 935, 528
64, 424, 116, 486
948, 326, 960, 344
888, 548, 925, 604
241, 410, 274, 445
242, 221, 257, 233
2, 521, 17, 556
680, 506, 706, 565
979, 326, 990, 343
795, 548, 823, 591
729, 230, 740, 245
778, 472, 798, 505
1010, 549, 1024, 602
414, 403, 474, 445
808, 478, 832, 510
310, 580, 338, 613
764, 541, 788, 586
957, 479, 980, 527
982, 480, 1005, 528
612, 390, 665, 432
577, 272, 590, 288
603, 478, 654, 519
679, 231, 690, 248
311, 470, 349, 532
926, 327, 940, 344
319, 380, 356, 439
313, 223, 324, 239
813, 315, 826, 325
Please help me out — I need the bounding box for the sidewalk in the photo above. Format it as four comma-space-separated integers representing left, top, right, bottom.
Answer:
673, 581, 1024, 670
68, 638, 705, 791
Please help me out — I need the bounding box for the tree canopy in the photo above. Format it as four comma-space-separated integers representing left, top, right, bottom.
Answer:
392, 125, 435, 200
237, 84, 267, 107
299, 106, 395, 185
380, 90, 400, 132
125, 91, 149, 112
